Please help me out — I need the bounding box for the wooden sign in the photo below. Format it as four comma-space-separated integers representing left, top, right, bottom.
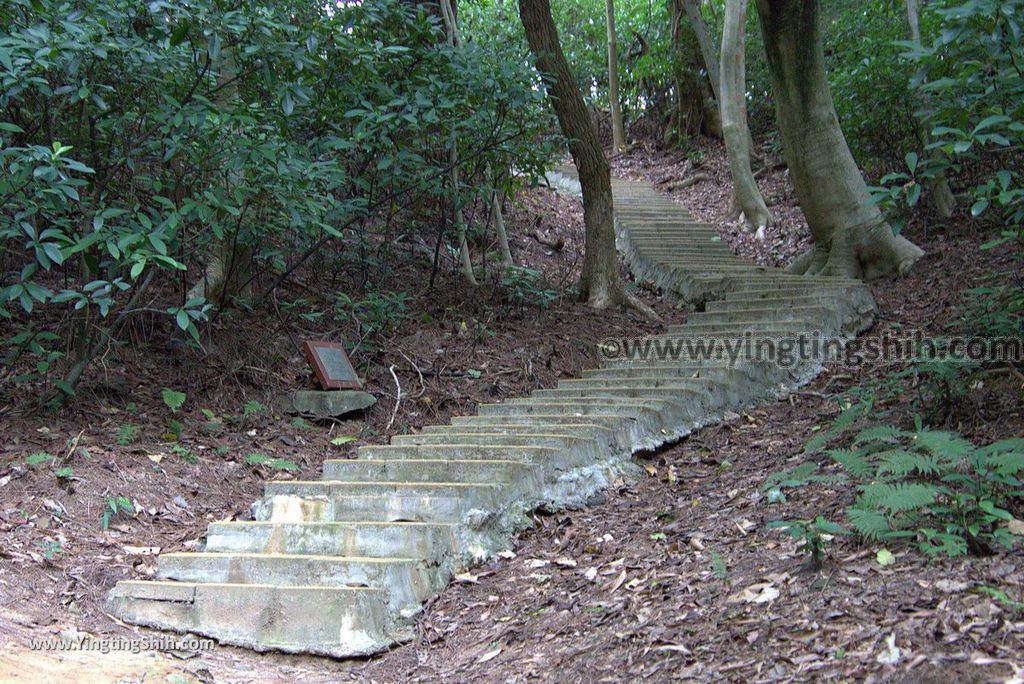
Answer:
302, 340, 362, 390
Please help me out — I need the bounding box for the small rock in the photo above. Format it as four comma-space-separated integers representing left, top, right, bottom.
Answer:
280, 391, 376, 419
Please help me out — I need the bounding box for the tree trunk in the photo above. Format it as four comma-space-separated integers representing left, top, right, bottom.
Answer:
681, 0, 720, 102
441, 0, 477, 285
605, 0, 627, 152
755, 0, 924, 280
188, 43, 252, 305
518, 0, 653, 314
906, 0, 956, 219
491, 187, 514, 269
721, 0, 770, 235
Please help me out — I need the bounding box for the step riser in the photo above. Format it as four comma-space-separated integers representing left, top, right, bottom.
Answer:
356, 444, 561, 464
205, 523, 457, 562
683, 309, 829, 325
157, 554, 446, 611
254, 493, 475, 524
107, 582, 393, 658
321, 460, 537, 485
387, 435, 603, 466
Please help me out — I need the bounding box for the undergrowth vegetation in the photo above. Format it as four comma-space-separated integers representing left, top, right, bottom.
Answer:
0, 0, 554, 405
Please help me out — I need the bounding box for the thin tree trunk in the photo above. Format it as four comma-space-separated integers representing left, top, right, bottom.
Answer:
721, 0, 770, 235
441, 0, 477, 285
188, 43, 252, 305
681, 0, 720, 102
606, 0, 627, 151
755, 0, 923, 280
491, 185, 514, 269
518, 0, 655, 315
906, 0, 955, 219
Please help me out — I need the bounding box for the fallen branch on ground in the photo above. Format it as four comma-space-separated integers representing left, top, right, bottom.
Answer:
531, 229, 565, 250
667, 173, 711, 191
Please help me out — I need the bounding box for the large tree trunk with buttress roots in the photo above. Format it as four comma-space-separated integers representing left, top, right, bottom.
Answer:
755, 0, 924, 280
518, 0, 654, 314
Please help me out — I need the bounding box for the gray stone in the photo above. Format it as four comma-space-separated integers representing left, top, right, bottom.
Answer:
282, 390, 375, 418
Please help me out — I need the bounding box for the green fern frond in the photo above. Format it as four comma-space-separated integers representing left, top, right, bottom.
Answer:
847, 507, 892, 540
853, 425, 909, 446
859, 483, 939, 513
987, 452, 1024, 476
764, 461, 821, 490
828, 448, 876, 479
914, 429, 975, 459
877, 450, 943, 477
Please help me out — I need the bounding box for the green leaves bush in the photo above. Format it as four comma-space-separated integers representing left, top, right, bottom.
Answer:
0, 0, 554, 404
767, 417, 1024, 557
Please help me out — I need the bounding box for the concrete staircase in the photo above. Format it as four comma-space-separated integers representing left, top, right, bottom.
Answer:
106, 171, 877, 657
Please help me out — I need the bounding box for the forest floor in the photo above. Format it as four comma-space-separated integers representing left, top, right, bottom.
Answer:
2, 137, 1023, 683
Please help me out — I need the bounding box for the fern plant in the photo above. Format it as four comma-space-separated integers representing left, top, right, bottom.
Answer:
766, 417, 1024, 557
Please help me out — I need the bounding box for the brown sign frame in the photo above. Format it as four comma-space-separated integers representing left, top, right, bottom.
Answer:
302, 340, 362, 390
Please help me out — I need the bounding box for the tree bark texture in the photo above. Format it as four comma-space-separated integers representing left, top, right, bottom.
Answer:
755, 0, 924, 280
720, 0, 771, 234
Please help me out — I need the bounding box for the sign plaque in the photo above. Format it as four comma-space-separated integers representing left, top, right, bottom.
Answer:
302, 340, 362, 390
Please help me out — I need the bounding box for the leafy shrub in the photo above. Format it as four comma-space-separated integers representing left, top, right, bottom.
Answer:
335, 291, 412, 338
767, 418, 1024, 557
245, 453, 299, 472
0, 0, 553, 404
901, 0, 1024, 228
498, 266, 558, 310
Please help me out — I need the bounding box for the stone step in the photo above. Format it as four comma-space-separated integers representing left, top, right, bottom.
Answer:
671, 319, 831, 335
107, 581, 393, 657
628, 245, 733, 253
481, 398, 700, 448
558, 376, 712, 390
156, 552, 443, 610
708, 295, 846, 310
256, 481, 507, 524
204, 521, 458, 561
636, 253, 750, 264
390, 432, 601, 458
684, 306, 830, 325
415, 423, 620, 450
727, 278, 864, 292
322, 458, 539, 485
725, 289, 873, 305
358, 443, 568, 464
478, 397, 660, 418
581, 365, 791, 397
583, 362, 774, 380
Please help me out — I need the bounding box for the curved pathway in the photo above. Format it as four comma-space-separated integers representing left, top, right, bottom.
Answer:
107, 171, 877, 657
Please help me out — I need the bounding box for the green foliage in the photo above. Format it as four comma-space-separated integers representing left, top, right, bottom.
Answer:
101, 495, 134, 529
245, 453, 299, 472
767, 420, 1024, 557
900, 0, 1024, 229
766, 516, 851, 570
171, 444, 197, 465
498, 266, 558, 311
161, 388, 186, 413
823, 0, 923, 168
242, 401, 266, 418
25, 451, 54, 466
35, 539, 63, 560
335, 291, 412, 338
115, 422, 140, 445
1, 0, 554, 402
